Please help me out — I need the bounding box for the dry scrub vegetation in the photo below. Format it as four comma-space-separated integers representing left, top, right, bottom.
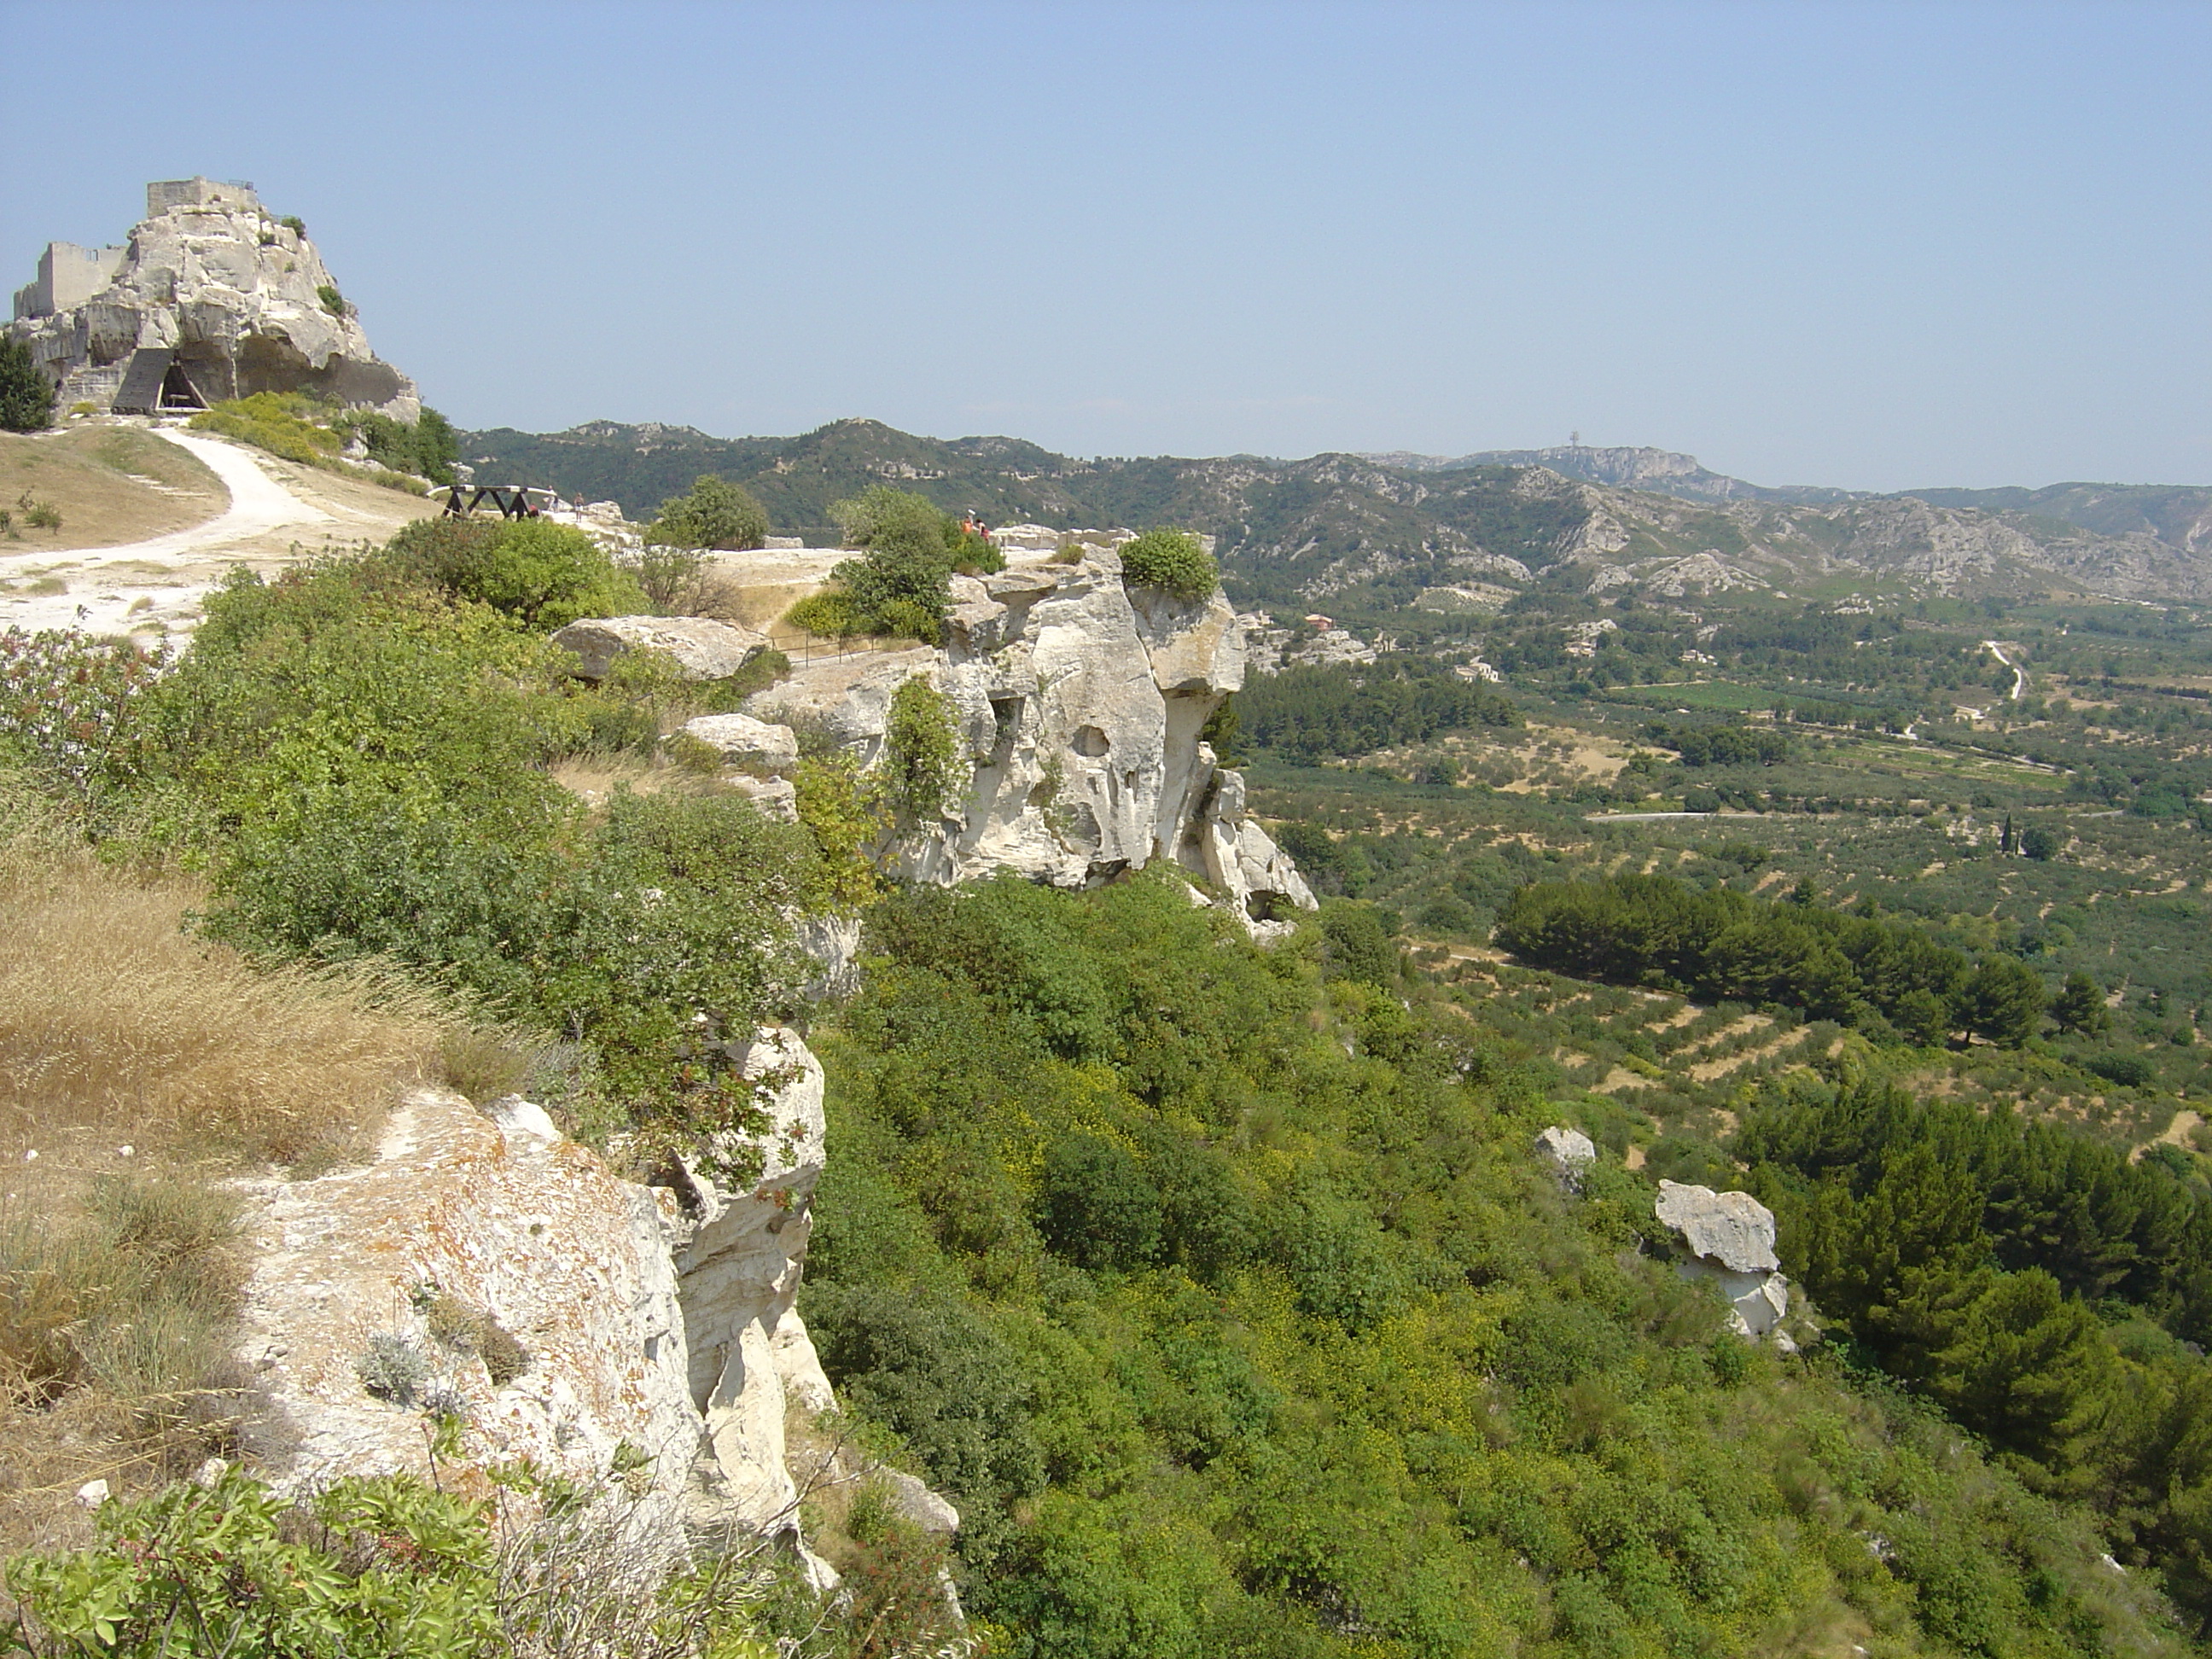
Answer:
0, 784, 445, 1563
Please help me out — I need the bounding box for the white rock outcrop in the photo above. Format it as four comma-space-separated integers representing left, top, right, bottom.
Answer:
1654, 1179, 1790, 1340
551, 615, 771, 682
681, 713, 800, 772
1536, 1126, 1598, 1189
743, 548, 1316, 937
7, 178, 417, 417
234, 1027, 916, 1578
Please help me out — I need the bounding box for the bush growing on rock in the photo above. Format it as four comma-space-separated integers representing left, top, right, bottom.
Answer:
1116, 527, 1217, 601
882, 678, 967, 825
827, 485, 1002, 640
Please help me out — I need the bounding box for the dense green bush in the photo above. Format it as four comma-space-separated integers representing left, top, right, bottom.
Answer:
1117, 529, 1216, 601
648, 473, 769, 551
827, 485, 1001, 639
189, 393, 344, 467
338, 405, 460, 483
380, 515, 644, 630
784, 591, 864, 639
0, 336, 55, 432
882, 678, 967, 824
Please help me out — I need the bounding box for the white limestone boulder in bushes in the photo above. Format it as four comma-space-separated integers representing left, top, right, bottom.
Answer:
1536, 1126, 1598, 1188
551, 615, 770, 682
1654, 1179, 1790, 1340
682, 713, 799, 773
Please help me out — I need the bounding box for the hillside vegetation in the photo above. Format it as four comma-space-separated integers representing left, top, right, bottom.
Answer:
7, 482, 2212, 1652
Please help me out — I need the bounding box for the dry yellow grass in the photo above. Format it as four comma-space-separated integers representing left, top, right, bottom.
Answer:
0, 848, 441, 1170
0, 427, 225, 554
0, 805, 449, 1567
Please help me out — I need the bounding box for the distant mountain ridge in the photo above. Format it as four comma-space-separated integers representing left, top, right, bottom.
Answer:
1359, 444, 1866, 505
461, 418, 2212, 612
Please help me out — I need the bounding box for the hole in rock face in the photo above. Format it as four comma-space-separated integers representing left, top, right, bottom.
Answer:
1072, 725, 1111, 757
1247, 889, 1287, 923
989, 696, 1023, 761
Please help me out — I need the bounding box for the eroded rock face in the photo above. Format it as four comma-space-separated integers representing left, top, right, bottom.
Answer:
7, 183, 418, 417
660, 1029, 835, 1535
742, 549, 1316, 936
233, 1029, 912, 1580
1654, 1179, 1790, 1340
235, 1090, 701, 1559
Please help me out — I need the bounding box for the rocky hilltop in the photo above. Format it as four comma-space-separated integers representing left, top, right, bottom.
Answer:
463, 417, 2212, 608
656, 537, 1317, 935
1359, 442, 1863, 504
6, 177, 417, 418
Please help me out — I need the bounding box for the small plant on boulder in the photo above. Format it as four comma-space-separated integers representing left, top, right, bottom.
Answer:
1118, 528, 1217, 600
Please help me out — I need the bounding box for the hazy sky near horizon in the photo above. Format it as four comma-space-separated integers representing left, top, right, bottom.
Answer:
4, 1, 2207, 492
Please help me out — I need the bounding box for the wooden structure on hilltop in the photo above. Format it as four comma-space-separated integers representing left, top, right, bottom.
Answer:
440, 483, 557, 519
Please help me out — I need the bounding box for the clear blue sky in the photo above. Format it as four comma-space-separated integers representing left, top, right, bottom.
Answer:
4, 1, 2207, 491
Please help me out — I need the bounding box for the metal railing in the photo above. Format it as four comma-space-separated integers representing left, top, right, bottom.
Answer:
760, 628, 927, 667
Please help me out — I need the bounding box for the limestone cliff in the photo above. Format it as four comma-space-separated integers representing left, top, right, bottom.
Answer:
235, 1029, 856, 1580
736, 544, 1317, 935
6, 177, 417, 418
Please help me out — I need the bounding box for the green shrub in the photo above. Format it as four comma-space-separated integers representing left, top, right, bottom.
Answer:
337, 405, 459, 484
5, 1470, 498, 1657
279, 213, 306, 236
380, 515, 644, 631
317, 282, 346, 317
0, 336, 55, 433
1039, 1134, 1162, 1270
189, 393, 343, 468
647, 474, 768, 552
806, 1282, 1045, 1568
1117, 528, 1217, 601
882, 678, 967, 824
826, 485, 1001, 634
785, 591, 864, 638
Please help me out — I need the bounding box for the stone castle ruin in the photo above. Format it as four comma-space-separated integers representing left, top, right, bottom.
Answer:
7, 177, 418, 419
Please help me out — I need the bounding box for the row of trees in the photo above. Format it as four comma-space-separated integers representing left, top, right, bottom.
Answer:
1493, 873, 2071, 1046
1236, 656, 1521, 763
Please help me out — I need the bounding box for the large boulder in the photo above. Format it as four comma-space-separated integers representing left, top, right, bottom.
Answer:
1536, 1126, 1598, 1189
234, 1089, 703, 1563
681, 713, 799, 773
551, 615, 770, 682
1654, 1179, 1790, 1341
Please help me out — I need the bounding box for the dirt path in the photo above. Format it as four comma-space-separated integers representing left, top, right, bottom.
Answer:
1, 427, 433, 637
2132, 1109, 2204, 1163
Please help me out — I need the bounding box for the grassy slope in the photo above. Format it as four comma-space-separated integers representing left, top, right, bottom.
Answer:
0, 427, 226, 556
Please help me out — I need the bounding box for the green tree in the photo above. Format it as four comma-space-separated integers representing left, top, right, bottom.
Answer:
1319, 901, 1398, 987
648, 473, 769, 551
1958, 955, 2047, 1048
826, 485, 998, 640
2052, 971, 2111, 1036
2021, 823, 2063, 860
0, 335, 55, 432
1039, 1134, 1163, 1270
